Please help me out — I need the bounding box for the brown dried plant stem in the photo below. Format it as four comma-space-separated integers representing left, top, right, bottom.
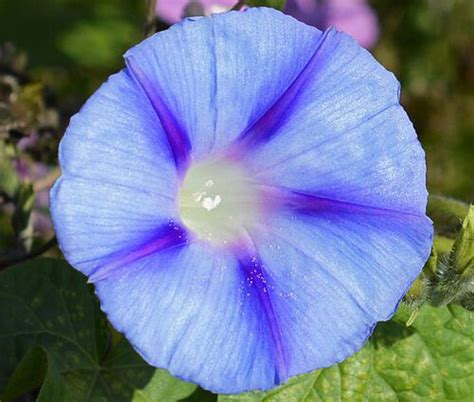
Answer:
231, 0, 247, 11
145, 0, 158, 37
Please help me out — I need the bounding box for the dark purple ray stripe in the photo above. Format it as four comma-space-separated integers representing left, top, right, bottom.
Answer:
126, 56, 191, 174
236, 250, 288, 384
233, 28, 335, 152
266, 186, 427, 219
88, 221, 189, 283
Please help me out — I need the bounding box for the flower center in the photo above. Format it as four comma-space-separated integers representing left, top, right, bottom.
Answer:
178, 159, 261, 246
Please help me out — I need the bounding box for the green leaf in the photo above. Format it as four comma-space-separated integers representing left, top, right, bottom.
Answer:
181, 387, 217, 402
219, 305, 474, 402
1, 346, 47, 401
0, 258, 196, 402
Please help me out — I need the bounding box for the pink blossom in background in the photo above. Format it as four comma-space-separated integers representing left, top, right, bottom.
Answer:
156, 0, 236, 24
284, 0, 379, 49
17, 132, 40, 151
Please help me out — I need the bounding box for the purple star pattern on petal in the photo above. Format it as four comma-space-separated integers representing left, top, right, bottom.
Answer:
50, 8, 433, 393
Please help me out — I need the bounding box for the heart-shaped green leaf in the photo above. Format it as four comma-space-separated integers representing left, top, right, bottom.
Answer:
0, 258, 196, 402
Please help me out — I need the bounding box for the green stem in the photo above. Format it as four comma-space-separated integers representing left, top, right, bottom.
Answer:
0, 236, 57, 271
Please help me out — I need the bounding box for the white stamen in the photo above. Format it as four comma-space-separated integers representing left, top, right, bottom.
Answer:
202, 195, 222, 211
178, 160, 262, 246
192, 191, 206, 203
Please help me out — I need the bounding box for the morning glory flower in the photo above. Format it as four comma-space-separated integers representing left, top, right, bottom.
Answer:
284, 0, 379, 49
50, 8, 433, 393
156, 0, 235, 24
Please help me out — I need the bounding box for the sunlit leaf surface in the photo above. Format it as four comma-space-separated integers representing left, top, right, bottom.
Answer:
220, 306, 474, 401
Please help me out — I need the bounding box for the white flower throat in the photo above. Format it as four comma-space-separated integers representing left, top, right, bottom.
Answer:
178, 160, 262, 246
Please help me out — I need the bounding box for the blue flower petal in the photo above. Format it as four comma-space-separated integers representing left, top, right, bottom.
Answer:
50, 7, 434, 395
94, 242, 281, 393
126, 55, 192, 173
91, 198, 432, 393
247, 204, 432, 376
124, 8, 323, 160
242, 28, 427, 215
51, 70, 179, 276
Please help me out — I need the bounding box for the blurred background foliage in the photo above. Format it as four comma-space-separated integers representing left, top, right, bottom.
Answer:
0, 0, 472, 203
372, 0, 474, 201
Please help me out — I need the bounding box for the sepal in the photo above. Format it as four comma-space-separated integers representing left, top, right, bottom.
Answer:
429, 206, 473, 307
